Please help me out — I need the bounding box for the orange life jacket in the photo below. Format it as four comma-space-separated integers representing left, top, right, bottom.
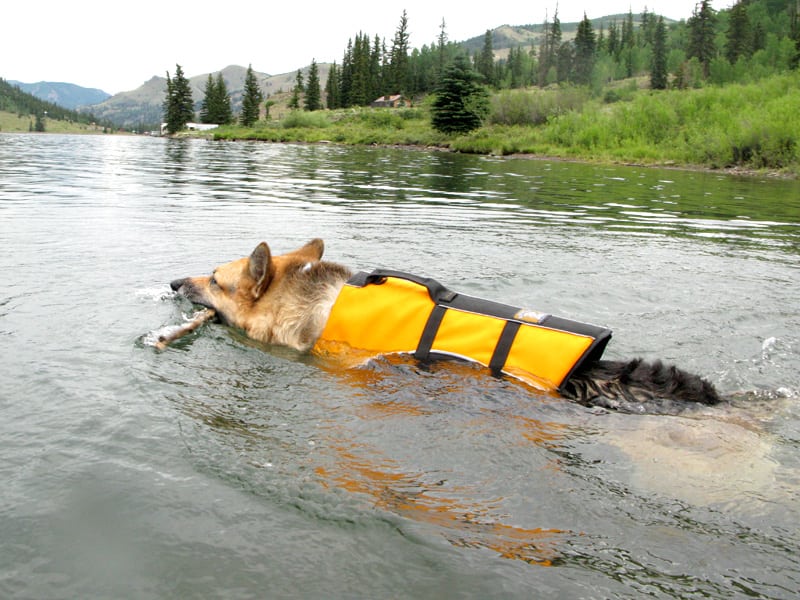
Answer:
313, 270, 612, 393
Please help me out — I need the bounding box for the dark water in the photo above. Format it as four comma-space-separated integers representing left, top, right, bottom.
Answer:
2, 133, 799, 599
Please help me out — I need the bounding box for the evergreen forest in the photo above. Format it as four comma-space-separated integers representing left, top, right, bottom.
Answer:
319, 0, 799, 108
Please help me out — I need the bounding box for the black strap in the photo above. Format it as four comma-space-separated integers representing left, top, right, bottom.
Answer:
414, 304, 447, 362
489, 320, 521, 376
352, 269, 457, 304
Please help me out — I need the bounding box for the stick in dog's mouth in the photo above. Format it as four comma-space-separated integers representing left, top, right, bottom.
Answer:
155, 308, 216, 350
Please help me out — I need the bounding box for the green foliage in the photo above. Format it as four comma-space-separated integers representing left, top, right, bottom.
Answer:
240, 65, 263, 127
387, 10, 411, 94
281, 110, 331, 129
200, 73, 232, 124
0, 78, 103, 127
573, 14, 597, 85
650, 17, 668, 89
357, 109, 406, 129
163, 64, 194, 134
304, 60, 322, 111
687, 0, 717, 77
538, 72, 800, 169
431, 55, 489, 134
477, 30, 496, 86
210, 72, 799, 173
489, 87, 589, 126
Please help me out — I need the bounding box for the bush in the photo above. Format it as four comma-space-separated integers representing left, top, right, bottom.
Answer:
281, 111, 331, 129
489, 87, 590, 126
357, 109, 405, 129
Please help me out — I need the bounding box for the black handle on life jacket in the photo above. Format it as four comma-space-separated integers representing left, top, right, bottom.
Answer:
351, 269, 457, 303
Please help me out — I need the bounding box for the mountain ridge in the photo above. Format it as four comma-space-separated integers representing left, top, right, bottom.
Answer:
8, 80, 110, 110
11, 14, 664, 128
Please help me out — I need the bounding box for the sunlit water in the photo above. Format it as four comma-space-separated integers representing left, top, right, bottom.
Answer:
2, 133, 799, 599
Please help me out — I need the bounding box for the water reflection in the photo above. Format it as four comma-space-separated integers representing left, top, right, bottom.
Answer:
156, 141, 800, 252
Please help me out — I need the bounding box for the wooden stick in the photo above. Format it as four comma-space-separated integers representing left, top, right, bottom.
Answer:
155, 308, 216, 350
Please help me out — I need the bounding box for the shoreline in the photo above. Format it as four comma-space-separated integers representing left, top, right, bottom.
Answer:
204, 134, 798, 180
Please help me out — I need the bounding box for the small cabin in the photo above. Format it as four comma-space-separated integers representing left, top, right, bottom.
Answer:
370, 94, 410, 108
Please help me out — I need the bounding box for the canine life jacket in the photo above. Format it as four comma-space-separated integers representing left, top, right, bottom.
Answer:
314, 269, 612, 393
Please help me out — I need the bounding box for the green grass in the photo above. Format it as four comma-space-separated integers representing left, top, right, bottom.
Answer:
197, 72, 800, 175
0, 110, 109, 134
211, 107, 448, 148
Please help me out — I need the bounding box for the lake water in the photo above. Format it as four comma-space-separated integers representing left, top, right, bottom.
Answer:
1, 133, 799, 599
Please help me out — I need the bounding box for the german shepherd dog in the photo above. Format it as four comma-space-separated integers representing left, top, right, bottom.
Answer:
171, 239, 721, 412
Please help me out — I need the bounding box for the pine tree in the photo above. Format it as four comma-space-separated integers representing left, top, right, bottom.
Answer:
214, 73, 233, 124
200, 74, 214, 123
350, 34, 371, 105
339, 39, 354, 107
477, 30, 495, 86
726, 1, 751, 64
556, 41, 574, 83
651, 16, 668, 89
688, 0, 717, 78
621, 10, 636, 77
288, 70, 302, 109
573, 13, 596, 85
325, 61, 340, 108
163, 64, 194, 134
370, 35, 383, 100
240, 64, 263, 127
430, 54, 489, 134
437, 18, 449, 83
538, 11, 562, 86
607, 21, 620, 58
388, 10, 410, 94
304, 60, 322, 111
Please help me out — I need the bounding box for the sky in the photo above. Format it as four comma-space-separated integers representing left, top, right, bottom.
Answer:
3, 0, 718, 95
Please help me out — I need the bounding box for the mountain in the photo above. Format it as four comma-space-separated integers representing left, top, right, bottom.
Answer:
88, 64, 332, 129
8, 80, 110, 110
461, 15, 670, 60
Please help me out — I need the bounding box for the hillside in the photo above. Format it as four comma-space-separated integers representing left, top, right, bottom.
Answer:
89, 64, 332, 129
462, 14, 671, 60
0, 78, 109, 131
8, 81, 110, 110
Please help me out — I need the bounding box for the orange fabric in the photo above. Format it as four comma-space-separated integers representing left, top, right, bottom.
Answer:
314, 276, 601, 391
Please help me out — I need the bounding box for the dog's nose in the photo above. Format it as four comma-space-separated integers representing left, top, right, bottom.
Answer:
170, 278, 186, 292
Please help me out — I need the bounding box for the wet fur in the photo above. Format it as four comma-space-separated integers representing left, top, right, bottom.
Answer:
172, 239, 721, 411
563, 359, 721, 412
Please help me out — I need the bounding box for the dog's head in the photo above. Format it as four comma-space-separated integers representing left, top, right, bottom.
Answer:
170, 238, 328, 344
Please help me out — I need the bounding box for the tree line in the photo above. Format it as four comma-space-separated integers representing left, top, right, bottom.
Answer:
0, 78, 109, 131
163, 0, 800, 133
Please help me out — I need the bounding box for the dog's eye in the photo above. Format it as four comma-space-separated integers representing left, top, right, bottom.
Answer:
210, 275, 219, 288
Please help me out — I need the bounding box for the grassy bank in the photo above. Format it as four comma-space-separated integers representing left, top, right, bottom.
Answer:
0, 110, 108, 134
210, 73, 800, 175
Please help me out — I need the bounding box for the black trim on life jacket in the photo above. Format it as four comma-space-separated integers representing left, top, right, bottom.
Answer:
345, 269, 612, 392
489, 320, 522, 377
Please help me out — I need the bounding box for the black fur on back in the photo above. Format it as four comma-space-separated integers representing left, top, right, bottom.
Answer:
561, 359, 721, 414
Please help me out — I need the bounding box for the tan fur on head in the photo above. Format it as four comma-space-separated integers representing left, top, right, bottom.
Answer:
170, 238, 350, 351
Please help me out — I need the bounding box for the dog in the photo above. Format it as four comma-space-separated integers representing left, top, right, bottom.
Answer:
170, 238, 721, 412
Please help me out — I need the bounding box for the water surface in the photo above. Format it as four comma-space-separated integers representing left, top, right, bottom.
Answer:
2, 134, 799, 599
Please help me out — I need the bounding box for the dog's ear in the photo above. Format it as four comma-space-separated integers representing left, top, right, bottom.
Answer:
297, 238, 325, 261
249, 242, 274, 299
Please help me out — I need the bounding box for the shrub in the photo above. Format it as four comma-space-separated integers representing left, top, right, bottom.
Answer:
357, 109, 405, 129
489, 87, 589, 126
281, 111, 331, 129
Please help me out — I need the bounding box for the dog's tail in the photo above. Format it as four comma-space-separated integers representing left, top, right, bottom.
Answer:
561, 358, 721, 413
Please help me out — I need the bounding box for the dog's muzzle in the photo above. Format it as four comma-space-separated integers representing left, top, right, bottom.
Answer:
170, 278, 189, 293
